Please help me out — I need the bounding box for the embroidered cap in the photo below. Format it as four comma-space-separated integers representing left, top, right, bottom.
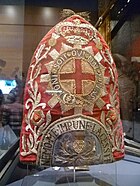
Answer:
20, 15, 124, 167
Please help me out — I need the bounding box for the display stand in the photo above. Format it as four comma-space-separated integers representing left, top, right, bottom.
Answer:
6, 155, 140, 186
21, 162, 117, 186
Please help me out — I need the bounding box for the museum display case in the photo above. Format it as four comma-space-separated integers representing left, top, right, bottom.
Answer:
0, 0, 140, 186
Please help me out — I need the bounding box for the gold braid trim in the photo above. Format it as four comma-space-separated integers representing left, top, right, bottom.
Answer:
60, 9, 90, 22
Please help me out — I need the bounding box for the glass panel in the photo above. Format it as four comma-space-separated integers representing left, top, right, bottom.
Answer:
0, 1, 140, 186
111, 0, 140, 146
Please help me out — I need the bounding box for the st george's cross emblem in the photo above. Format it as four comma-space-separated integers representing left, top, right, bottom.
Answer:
59, 57, 95, 95
50, 48, 105, 114
20, 13, 124, 167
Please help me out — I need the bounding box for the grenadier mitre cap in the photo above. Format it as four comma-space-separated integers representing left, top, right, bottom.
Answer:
20, 14, 124, 167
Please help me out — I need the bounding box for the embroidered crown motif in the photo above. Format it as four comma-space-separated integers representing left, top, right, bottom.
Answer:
55, 17, 95, 45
